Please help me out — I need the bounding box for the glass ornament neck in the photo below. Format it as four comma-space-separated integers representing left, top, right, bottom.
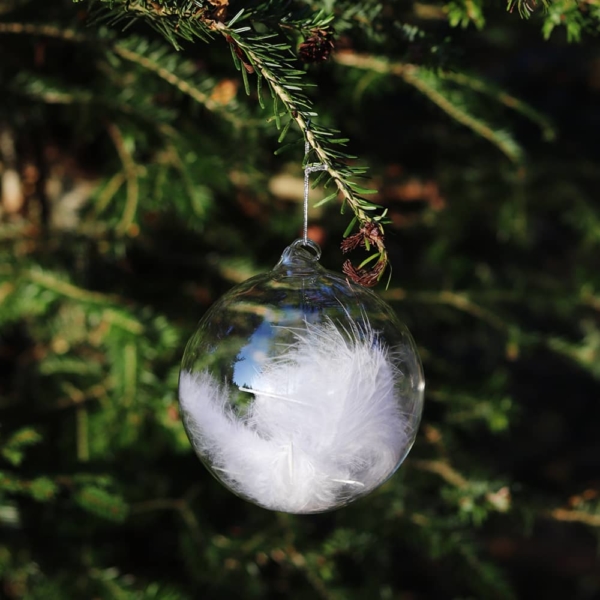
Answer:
274, 238, 322, 277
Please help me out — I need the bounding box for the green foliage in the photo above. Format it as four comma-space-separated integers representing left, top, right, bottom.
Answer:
1, 429, 42, 466
540, 0, 593, 41
74, 485, 129, 521
446, 0, 487, 29
0, 0, 599, 598
445, 0, 600, 41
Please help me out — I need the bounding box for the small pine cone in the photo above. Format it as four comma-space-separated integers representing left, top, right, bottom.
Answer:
299, 29, 334, 63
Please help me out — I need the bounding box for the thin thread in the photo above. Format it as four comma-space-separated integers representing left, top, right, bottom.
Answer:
303, 137, 327, 245
303, 139, 310, 244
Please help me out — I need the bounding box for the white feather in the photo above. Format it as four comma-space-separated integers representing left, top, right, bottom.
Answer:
179, 319, 411, 513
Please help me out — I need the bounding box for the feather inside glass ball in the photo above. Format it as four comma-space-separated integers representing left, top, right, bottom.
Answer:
179, 239, 424, 514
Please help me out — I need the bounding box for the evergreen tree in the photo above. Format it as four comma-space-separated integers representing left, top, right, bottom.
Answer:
1, 0, 600, 598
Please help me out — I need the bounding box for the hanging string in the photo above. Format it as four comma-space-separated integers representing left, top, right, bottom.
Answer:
303, 126, 327, 245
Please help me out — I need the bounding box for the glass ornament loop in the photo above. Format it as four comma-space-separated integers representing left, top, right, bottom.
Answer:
179, 241, 425, 514
289, 237, 321, 261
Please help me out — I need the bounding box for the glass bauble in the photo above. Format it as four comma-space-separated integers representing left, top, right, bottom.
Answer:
179, 239, 424, 514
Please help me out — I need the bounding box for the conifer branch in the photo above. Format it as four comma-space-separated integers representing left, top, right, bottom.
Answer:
26, 269, 119, 305
94, 172, 126, 216
52, 384, 107, 413
80, 4, 392, 284
409, 458, 469, 488
384, 288, 508, 330
546, 507, 600, 527
0, 21, 86, 40
440, 71, 556, 141
242, 44, 386, 273
76, 405, 90, 462
334, 51, 525, 163
0, 23, 240, 123
106, 122, 141, 235
507, 0, 551, 19
216, 23, 389, 284
110, 40, 242, 123
122, 343, 138, 407
24, 270, 144, 334
11, 72, 181, 137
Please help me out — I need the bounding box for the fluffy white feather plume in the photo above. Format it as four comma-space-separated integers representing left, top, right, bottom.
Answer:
179, 319, 410, 513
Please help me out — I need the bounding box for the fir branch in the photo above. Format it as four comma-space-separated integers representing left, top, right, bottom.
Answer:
51, 384, 107, 414
409, 458, 469, 489
409, 459, 512, 517
84, 4, 391, 283
385, 285, 600, 382
507, 0, 550, 19
383, 288, 508, 330
106, 122, 141, 235
541, 0, 589, 41
0, 472, 59, 501
506, 0, 599, 43
0, 21, 86, 40
0, 23, 241, 123
440, 71, 556, 141
446, 0, 486, 29
12, 72, 178, 126
334, 51, 526, 163
76, 405, 90, 462
109, 38, 243, 123
94, 172, 127, 216
1, 428, 42, 466
21, 270, 144, 334
25, 269, 120, 305
546, 507, 600, 527
102, 308, 145, 335
91, 0, 218, 46
73, 485, 128, 521
218, 24, 389, 283
122, 343, 138, 407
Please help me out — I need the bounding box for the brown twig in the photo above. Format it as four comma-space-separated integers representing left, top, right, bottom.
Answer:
408, 458, 470, 489
545, 508, 600, 528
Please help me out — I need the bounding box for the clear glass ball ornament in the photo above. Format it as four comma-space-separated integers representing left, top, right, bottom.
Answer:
179, 239, 424, 514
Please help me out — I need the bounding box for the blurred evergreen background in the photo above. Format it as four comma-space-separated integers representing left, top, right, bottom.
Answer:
1, 0, 599, 598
